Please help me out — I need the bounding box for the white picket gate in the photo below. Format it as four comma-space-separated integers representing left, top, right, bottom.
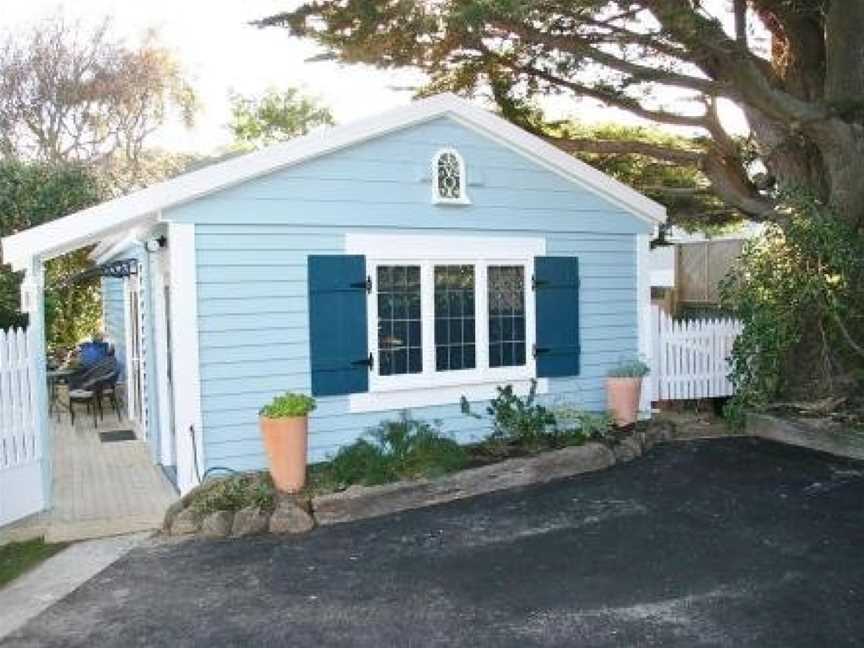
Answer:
0, 327, 45, 527
651, 305, 742, 401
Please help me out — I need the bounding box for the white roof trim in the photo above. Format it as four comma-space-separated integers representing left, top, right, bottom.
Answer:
1, 93, 665, 270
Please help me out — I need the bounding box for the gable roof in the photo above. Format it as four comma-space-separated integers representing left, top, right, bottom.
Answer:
1, 93, 665, 271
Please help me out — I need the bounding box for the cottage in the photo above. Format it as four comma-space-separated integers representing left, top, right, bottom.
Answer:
1, 94, 666, 496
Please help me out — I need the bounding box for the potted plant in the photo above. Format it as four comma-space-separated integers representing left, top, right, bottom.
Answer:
606, 357, 650, 428
259, 392, 316, 492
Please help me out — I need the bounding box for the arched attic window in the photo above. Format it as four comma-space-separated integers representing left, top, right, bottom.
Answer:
432, 148, 470, 205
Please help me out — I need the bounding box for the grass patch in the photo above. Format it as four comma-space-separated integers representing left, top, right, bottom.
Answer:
0, 538, 67, 588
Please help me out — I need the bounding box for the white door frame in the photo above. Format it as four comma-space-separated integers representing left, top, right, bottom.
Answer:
151, 251, 176, 468
123, 268, 146, 435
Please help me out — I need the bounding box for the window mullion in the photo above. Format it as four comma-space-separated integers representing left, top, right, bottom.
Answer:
476, 262, 489, 372
421, 262, 436, 378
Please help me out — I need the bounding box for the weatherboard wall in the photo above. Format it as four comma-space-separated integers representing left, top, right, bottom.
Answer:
165, 116, 650, 472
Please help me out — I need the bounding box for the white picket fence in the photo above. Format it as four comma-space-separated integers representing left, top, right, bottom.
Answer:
651, 305, 742, 401
0, 327, 44, 528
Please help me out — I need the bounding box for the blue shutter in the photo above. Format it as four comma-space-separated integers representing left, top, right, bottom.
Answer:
534, 256, 580, 378
308, 255, 370, 396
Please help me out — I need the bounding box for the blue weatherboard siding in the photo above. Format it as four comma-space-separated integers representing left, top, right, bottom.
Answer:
102, 276, 126, 377
166, 116, 646, 472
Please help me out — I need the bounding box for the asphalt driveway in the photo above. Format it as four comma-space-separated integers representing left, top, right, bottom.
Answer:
3, 437, 863, 647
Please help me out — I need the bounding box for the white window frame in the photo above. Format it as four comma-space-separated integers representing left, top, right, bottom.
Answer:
431, 148, 470, 205
346, 234, 547, 412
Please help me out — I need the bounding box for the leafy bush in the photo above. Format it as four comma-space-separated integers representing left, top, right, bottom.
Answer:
720, 192, 864, 422
552, 406, 615, 445
260, 392, 316, 418
461, 380, 555, 451
607, 357, 651, 378
311, 414, 468, 491
191, 472, 276, 514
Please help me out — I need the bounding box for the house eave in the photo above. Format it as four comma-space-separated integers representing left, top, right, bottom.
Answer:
1, 93, 666, 270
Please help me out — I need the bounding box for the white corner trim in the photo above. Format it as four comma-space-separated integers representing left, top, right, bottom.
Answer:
636, 233, 652, 416
431, 147, 471, 205
2, 93, 665, 271
349, 378, 549, 414
346, 233, 545, 258
168, 222, 204, 494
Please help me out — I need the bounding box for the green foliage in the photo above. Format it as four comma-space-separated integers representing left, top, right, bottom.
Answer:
721, 192, 864, 420
0, 538, 67, 588
311, 414, 468, 490
462, 379, 556, 450
229, 87, 334, 149
260, 392, 316, 418
0, 161, 104, 345
191, 473, 277, 514
552, 406, 615, 445
553, 122, 739, 231
607, 357, 651, 378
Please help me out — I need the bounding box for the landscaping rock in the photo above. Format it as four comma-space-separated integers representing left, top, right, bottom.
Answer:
231, 506, 270, 537
162, 500, 185, 533
269, 498, 315, 535
313, 442, 616, 526
613, 436, 642, 463
201, 511, 235, 539
169, 508, 203, 536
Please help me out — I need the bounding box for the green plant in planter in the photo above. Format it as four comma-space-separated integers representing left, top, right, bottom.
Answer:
461, 380, 556, 451
607, 357, 651, 378
259, 392, 316, 418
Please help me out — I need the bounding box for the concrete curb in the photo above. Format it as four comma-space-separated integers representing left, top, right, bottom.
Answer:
747, 413, 864, 461
312, 442, 617, 526
0, 532, 150, 641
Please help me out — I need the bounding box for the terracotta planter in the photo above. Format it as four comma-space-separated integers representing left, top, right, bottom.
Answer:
259, 415, 308, 492
606, 377, 643, 428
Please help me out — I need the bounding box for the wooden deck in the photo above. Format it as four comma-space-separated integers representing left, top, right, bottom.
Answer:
1, 414, 178, 544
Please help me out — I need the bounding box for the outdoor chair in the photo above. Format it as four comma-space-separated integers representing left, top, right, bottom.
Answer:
68, 356, 119, 428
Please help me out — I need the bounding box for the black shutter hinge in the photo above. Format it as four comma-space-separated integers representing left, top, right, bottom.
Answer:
531, 275, 548, 291
352, 353, 374, 371
351, 276, 372, 293
532, 345, 550, 358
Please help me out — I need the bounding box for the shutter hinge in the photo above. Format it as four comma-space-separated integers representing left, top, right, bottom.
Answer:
351, 276, 372, 293
531, 275, 548, 291
532, 345, 550, 358
352, 353, 374, 371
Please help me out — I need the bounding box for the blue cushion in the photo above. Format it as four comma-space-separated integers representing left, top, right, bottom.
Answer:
79, 341, 109, 367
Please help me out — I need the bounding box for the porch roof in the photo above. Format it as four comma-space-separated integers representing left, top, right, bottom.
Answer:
1, 93, 666, 271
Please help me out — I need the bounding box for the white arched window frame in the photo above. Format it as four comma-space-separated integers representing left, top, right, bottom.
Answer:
431, 148, 470, 205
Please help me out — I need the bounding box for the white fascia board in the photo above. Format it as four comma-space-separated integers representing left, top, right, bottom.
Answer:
2, 93, 665, 270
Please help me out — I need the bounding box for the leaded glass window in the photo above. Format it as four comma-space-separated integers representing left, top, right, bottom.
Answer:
435, 150, 462, 201
377, 265, 422, 376
488, 266, 526, 368
434, 265, 476, 371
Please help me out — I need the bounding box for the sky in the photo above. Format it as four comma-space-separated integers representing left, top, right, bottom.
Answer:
0, 0, 750, 155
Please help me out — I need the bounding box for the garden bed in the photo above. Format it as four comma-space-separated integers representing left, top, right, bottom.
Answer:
163, 417, 676, 539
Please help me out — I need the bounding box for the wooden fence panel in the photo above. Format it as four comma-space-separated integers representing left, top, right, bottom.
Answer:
0, 327, 44, 528
651, 305, 742, 401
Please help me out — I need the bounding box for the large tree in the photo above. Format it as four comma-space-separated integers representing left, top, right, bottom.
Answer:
259, 1, 864, 230
228, 87, 334, 149
0, 14, 197, 188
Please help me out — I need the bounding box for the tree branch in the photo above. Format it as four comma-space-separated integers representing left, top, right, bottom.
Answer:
545, 135, 703, 164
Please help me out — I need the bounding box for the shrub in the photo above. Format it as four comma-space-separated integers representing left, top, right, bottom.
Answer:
461, 380, 556, 451
552, 406, 614, 445
260, 392, 316, 418
720, 192, 864, 422
607, 357, 651, 378
191, 472, 276, 514
311, 414, 468, 490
